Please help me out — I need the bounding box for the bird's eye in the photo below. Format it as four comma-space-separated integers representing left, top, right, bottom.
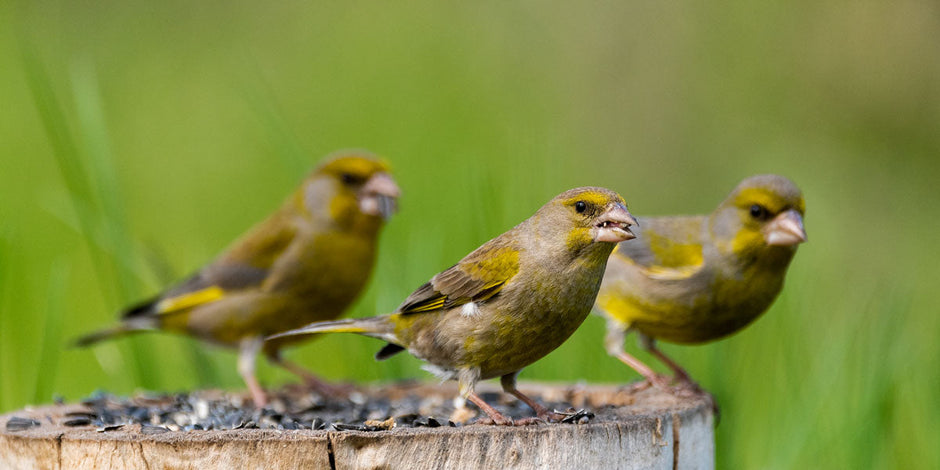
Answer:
575, 201, 587, 214
341, 173, 359, 185
749, 204, 768, 219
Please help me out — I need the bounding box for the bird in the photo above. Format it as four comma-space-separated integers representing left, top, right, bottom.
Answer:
269, 187, 637, 425
594, 174, 806, 391
75, 151, 401, 407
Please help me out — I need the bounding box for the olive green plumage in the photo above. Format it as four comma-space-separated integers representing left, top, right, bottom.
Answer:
76, 151, 401, 406
595, 174, 807, 388
271, 187, 638, 424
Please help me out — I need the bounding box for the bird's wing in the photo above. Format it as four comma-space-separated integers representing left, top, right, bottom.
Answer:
612, 216, 707, 281
397, 243, 521, 315
122, 211, 298, 319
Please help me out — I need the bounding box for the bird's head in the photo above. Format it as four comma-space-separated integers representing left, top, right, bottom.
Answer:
302, 151, 401, 228
536, 187, 638, 257
712, 174, 807, 261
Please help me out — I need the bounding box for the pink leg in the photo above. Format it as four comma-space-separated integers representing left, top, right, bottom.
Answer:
639, 336, 707, 398
501, 373, 560, 424
238, 337, 267, 408
605, 322, 671, 389
647, 344, 693, 384
467, 392, 513, 425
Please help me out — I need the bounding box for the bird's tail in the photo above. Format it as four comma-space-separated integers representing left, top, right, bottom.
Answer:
72, 319, 156, 348
267, 315, 399, 345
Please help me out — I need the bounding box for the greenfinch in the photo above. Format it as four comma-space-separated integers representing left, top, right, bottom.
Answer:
76, 151, 401, 407
594, 174, 806, 390
270, 187, 637, 425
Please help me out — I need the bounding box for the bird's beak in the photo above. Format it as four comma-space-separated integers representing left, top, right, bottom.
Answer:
764, 209, 807, 246
359, 172, 401, 220
594, 203, 638, 243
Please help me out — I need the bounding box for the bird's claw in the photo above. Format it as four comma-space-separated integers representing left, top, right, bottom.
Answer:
473, 416, 514, 426
513, 417, 546, 426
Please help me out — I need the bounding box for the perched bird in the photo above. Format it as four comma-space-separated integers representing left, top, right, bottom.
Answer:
594, 174, 806, 390
76, 151, 401, 407
270, 187, 637, 425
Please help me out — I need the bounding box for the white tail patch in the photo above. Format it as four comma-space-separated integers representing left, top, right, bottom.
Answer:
460, 302, 480, 317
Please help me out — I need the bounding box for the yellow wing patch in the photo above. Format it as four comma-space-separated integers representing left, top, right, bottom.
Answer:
155, 286, 225, 315
399, 246, 519, 315
615, 241, 704, 281
646, 231, 704, 269
404, 295, 447, 313
640, 264, 703, 281
460, 246, 519, 281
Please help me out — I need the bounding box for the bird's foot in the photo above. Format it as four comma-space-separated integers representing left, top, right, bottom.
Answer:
472, 408, 515, 426
513, 417, 546, 426
670, 379, 704, 397
473, 415, 514, 426
625, 373, 672, 393
625, 380, 653, 393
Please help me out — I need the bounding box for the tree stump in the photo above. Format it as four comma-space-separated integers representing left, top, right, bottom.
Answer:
0, 383, 714, 469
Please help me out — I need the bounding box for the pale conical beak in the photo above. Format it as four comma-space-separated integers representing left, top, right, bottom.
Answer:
764, 209, 807, 246
359, 172, 401, 220
594, 203, 638, 243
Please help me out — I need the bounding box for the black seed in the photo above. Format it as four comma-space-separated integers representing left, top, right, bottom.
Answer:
395, 413, 420, 426
141, 425, 170, 435
97, 424, 125, 432
332, 423, 364, 431
63, 417, 92, 427
6, 417, 40, 431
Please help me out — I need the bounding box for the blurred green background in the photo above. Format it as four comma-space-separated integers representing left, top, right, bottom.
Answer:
2, 1, 938, 467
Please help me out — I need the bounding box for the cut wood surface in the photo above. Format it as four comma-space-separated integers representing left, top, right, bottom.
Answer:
0, 383, 715, 470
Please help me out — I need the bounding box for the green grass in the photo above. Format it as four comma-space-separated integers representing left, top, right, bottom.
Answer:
2, 1, 938, 468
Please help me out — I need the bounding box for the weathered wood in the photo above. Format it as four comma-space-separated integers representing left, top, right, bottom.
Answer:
0, 384, 714, 470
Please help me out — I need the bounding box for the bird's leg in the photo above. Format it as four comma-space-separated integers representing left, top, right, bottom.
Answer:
501, 373, 560, 424
458, 368, 512, 425
604, 321, 671, 389
265, 350, 351, 398
645, 344, 692, 383
238, 337, 267, 408
638, 334, 703, 395
467, 392, 513, 426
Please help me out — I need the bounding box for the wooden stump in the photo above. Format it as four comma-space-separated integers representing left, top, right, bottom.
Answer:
0, 383, 714, 469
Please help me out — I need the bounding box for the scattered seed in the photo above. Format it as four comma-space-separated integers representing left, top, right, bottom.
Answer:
6, 417, 40, 431
42, 388, 599, 435
63, 417, 93, 427
97, 424, 125, 432
141, 425, 170, 435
